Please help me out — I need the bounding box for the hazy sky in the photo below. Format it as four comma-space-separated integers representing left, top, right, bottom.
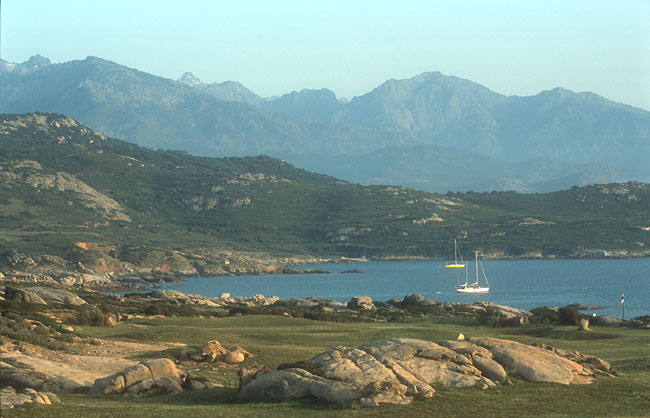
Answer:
2, 0, 650, 110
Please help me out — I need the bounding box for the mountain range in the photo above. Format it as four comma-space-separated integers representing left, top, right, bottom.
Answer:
2, 55, 649, 192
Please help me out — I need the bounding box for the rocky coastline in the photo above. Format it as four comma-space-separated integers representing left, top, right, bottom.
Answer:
2, 245, 649, 295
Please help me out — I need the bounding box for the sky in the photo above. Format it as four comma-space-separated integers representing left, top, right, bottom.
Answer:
2, 0, 650, 110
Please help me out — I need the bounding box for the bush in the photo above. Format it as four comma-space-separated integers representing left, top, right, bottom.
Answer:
0, 312, 74, 350
478, 307, 506, 327
75, 307, 107, 326
145, 304, 167, 316
558, 307, 581, 325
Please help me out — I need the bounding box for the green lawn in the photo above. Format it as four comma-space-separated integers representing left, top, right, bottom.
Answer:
4, 316, 649, 417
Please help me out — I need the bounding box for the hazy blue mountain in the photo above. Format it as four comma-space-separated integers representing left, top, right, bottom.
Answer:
331, 73, 650, 167
261, 88, 345, 123
336, 71, 507, 154
0, 56, 413, 156
2, 56, 649, 193
178, 72, 264, 106
0, 54, 51, 74
493, 88, 650, 167
246, 70, 650, 172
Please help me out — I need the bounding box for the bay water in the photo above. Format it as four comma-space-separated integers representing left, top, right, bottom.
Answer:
162, 259, 649, 319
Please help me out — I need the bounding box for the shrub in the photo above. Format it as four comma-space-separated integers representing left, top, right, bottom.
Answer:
478, 307, 506, 327
0, 312, 74, 350
75, 307, 107, 326
558, 307, 581, 325
145, 304, 167, 316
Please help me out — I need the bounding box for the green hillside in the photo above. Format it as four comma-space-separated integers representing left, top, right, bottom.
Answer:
1, 113, 649, 272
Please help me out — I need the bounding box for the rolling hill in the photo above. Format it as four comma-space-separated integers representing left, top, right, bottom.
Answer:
1, 113, 649, 272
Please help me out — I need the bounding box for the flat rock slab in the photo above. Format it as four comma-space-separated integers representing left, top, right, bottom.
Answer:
1, 349, 135, 393
240, 336, 606, 407
468, 337, 590, 384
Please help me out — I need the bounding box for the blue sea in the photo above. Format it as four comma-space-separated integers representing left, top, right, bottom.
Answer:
161, 259, 650, 319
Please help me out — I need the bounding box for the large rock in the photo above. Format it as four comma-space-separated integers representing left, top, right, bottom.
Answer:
471, 355, 507, 383
120, 364, 153, 387
535, 344, 612, 375
239, 336, 607, 407
273, 298, 320, 308
395, 356, 482, 388
0, 368, 47, 390
5, 288, 47, 304
309, 346, 403, 391
468, 337, 590, 384
90, 358, 185, 395
435, 340, 492, 359
239, 368, 317, 400
590, 315, 623, 327
149, 289, 190, 301
401, 294, 424, 306
189, 341, 252, 364
1, 386, 59, 410
347, 296, 375, 310
1, 350, 109, 393
238, 364, 272, 389
90, 374, 125, 394
28, 287, 87, 305
473, 302, 531, 320
125, 377, 184, 397
142, 359, 183, 383
308, 379, 362, 403
530, 306, 560, 321
202, 340, 228, 357
360, 392, 412, 408
224, 351, 245, 364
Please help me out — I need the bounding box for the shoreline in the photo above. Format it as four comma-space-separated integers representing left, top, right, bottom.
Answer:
3, 250, 650, 290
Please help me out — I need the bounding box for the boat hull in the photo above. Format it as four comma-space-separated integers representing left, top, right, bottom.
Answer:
456, 286, 490, 294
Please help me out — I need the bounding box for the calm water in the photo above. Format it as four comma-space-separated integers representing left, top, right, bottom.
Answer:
162, 259, 650, 319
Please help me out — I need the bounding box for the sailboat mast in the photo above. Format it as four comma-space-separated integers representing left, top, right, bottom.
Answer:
475, 251, 479, 286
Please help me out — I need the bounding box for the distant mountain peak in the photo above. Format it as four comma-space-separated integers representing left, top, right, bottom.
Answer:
178, 72, 203, 87
286, 88, 338, 99
25, 54, 52, 67
0, 54, 51, 74
411, 71, 443, 82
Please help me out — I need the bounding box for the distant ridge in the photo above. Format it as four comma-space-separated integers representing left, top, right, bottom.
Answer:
2, 56, 649, 192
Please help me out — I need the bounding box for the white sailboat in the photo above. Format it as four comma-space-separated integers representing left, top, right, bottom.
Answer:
457, 251, 490, 294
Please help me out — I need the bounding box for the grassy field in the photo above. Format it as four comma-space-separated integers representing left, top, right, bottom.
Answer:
4, 316, 649, 417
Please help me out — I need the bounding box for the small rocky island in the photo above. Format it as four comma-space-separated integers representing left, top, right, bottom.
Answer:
341, 269, 364, 274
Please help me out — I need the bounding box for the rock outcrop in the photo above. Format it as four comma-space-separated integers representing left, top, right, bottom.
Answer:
0, 386, 60, 410
90, 358, 220, 396
180, 340, 253, 364
239, 337, 608, 407
466, 337, 592, 384
0, 348, 133, 393
347, 296, 375, 310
